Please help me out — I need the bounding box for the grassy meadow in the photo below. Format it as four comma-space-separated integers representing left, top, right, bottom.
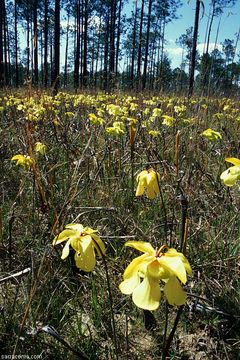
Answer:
0, 90, 239, 359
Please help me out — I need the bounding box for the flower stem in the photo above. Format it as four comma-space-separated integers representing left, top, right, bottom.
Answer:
162, 305, 184, 360
162, 301, 169, 355
162, 194, 188, 358
158, 181, 168, 244
93, 239, 119, 359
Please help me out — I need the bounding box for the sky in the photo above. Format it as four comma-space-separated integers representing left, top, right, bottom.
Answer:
124, 0, 240, 69
17, 0, 240, 71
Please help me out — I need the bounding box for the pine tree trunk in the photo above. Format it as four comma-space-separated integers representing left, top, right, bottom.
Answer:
137, 0, 144, 89
130, 1, 137, 89
159, 18, 166, 91
26, 0, 30, 79
43, 0, 48, 87
188, 0, 201, 97
115, 0, 122, 77
33, 0, 38, 85
142, 0, 152, 90
64, 14, 69, 87
103, 14, 109, 91
14, 0, 19, 86
3, 0, 8, 85
0, 0, 4, 87
109, 0, 117, 89
74, 0, 80, 89
83, 0, 88, 86
52, 0, 60, 94
94, 17, 101, 88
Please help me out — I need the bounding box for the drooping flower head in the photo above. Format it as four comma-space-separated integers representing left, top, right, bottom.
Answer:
162, 115, 176, 127
35, 142, 47, 155
11, 154, 34, 171
201, 128, 222, 141
53, 224, 106, 272
136, 168, 160, 199
119, 241, 192, 311
106, 121, 126, 136
220, 157, 240, 186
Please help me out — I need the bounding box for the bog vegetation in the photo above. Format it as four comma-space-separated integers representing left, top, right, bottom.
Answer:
0, 90, 239, 359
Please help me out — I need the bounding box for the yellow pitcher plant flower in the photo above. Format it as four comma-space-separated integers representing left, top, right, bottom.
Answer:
35, 142, 47, 155
201, 128, 222, 141
220, 157, 240, 186
53, 224, 106, 272
162, 115, 176, 127
106, 121, 126, 136
11, 154, 34, 171
119, 241, 192, 311
136, 168, 160, 199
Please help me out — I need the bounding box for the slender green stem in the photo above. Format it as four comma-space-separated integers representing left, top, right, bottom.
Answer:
161, 301, 169, 359
130, 144, 134, 197
158, 177, 168, 245
162, 306, 184, 360
93, 239, 119, 360
162, 194, 188, 358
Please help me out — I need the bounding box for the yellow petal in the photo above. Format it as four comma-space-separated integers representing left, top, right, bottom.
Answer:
164, 276, 187, 306
147, 260, 171, 279
11, 155, 23, 161
123, 253, 150, 279
91, 233, 106, 257
220, 166, 240, 186
74, 236, 96, 272
136, 170, 148, 181
65, 223, 84, 233
135, 180, 145, 196
132, 274, 161, 310
159, 255, 187, 284
125, 241, 155, 254
119, 274, 140, 295
166, 249, 192, 276
146, 186, 157, 199
61, 239, 71, 259
53, 229, 77, 245
225, 157, 240, 166
136, 171, 148, 196
84, 226, 98, 234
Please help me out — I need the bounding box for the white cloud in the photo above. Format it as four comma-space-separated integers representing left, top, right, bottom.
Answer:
165, 47, 183, 56
165, 43, 223, 58
197, 42, 223, 53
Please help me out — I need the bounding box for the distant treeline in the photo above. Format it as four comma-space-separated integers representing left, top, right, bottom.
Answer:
0, 0, 239, 96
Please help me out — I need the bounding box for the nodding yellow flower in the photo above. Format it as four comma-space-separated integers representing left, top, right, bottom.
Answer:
11, 154, 34, 171
106, 121, 126, 136
149, 130, 161, 137
201, 128, 222, 141
162, 115, 176, 127
220, 157, 240, 187
35, 142, 47, 155
119, 241, 192, 311
136, 168, 160, 199
53, 224, 106, 272
107, 104, 122, 117
89, 113, 105, 126
152, 108, 162, 118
